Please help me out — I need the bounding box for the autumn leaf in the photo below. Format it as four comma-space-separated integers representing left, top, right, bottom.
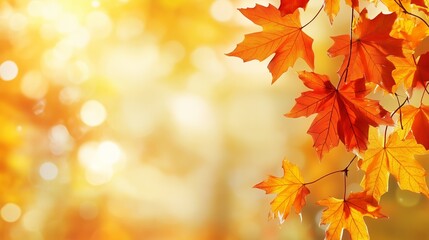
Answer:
286, 71, 393, 159
318, 192, 386, 240
358, 128, 429, 202
411, 0, 428, 9
324, 0, 359, 24
328, 9, 403, 92
279, 0, 309, 15
389, 51, 429, 92
397, 104, 429, 149
254, 159, 310, 223
227, 4, 314, 82
391, 16, 427, 50
379, 0, 407, 12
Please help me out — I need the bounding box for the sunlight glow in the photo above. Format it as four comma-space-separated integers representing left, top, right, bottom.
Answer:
1, 203, 21, 223
86, 10, 112, 39
22, 210, 43, 231
78, 141, 123, 185
39, 162, 58, 181
20, 71, 49, 99
0, 60, 19, 81
80, 100, 107, 127
210, 0, 234, 22
170, 94, 213, 131
92, 1, 101, 8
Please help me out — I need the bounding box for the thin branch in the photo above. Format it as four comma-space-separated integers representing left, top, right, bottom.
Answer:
304, 169, 344, 185
344, 155, 357, 170
304, 155, 356, 186
337, 7, 355, 89
384, 126, 389, 148
421, 82, 429, 104
412, 54, 417, 66
391, 96, 409, 117
395, 93, 404, 129
301, 3, 325, 29
343, 169, 347, 200
342, 156, 357, 200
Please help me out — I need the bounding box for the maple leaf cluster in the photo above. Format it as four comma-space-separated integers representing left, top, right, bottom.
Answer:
228, 0, 429, 239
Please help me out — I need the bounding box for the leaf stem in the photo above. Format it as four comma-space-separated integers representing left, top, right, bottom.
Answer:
420, 82, 429, 104
304, 155, 356, 186
303, 169, 344, 185
343, 169, 347, 200
390, 95, 409, 135
391, 96, 409, 117
394, 93, 404, 129
412, 54, 417, 66
301, 3, 325, 29
337, 6, 355, 89
384, 126, 388, 148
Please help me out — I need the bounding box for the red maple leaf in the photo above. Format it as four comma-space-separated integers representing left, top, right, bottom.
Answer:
328, 9, 403, 92
399, 105, 429, 149
286, 71, 393, 158
279, 0, 309, 16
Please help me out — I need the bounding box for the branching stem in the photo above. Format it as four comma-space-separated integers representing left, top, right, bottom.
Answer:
304, 156, 357, 191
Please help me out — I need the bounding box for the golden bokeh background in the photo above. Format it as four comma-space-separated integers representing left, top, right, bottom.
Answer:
0, 0, 428, 239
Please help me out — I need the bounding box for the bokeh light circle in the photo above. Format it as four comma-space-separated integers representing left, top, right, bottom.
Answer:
80, 100, 107, 127
1, 203, 21, 223
0, 60, 19, 81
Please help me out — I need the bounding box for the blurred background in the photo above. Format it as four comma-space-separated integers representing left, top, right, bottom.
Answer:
0, 0, 428, 239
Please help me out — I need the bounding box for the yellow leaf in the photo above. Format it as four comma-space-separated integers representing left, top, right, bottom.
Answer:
359, 128, 429, 202
254, 159, 310, 223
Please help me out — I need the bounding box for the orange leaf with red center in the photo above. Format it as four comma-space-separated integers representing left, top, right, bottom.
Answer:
398, 105, 429, 149
227, 4, 314, 82
328, 9, 403, 92
286, 71, 393, 159
254, 159, 310, 223
318, 192, 386, 240
279, 0, 309, 15
389, 51, 429, 92
358, 129, 429, 202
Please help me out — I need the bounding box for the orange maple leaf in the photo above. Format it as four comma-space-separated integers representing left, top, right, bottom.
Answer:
359, 128, 429, 202
279, 0, 309, 15
227, 4, 314, 82
397, 104, 429, 149
286, 71, 393, 159
389, 51, 429, 92
318, 192, 386, 240
328, 9, 403, 92
254, 159, 310, 223
391, 17, 427, 50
